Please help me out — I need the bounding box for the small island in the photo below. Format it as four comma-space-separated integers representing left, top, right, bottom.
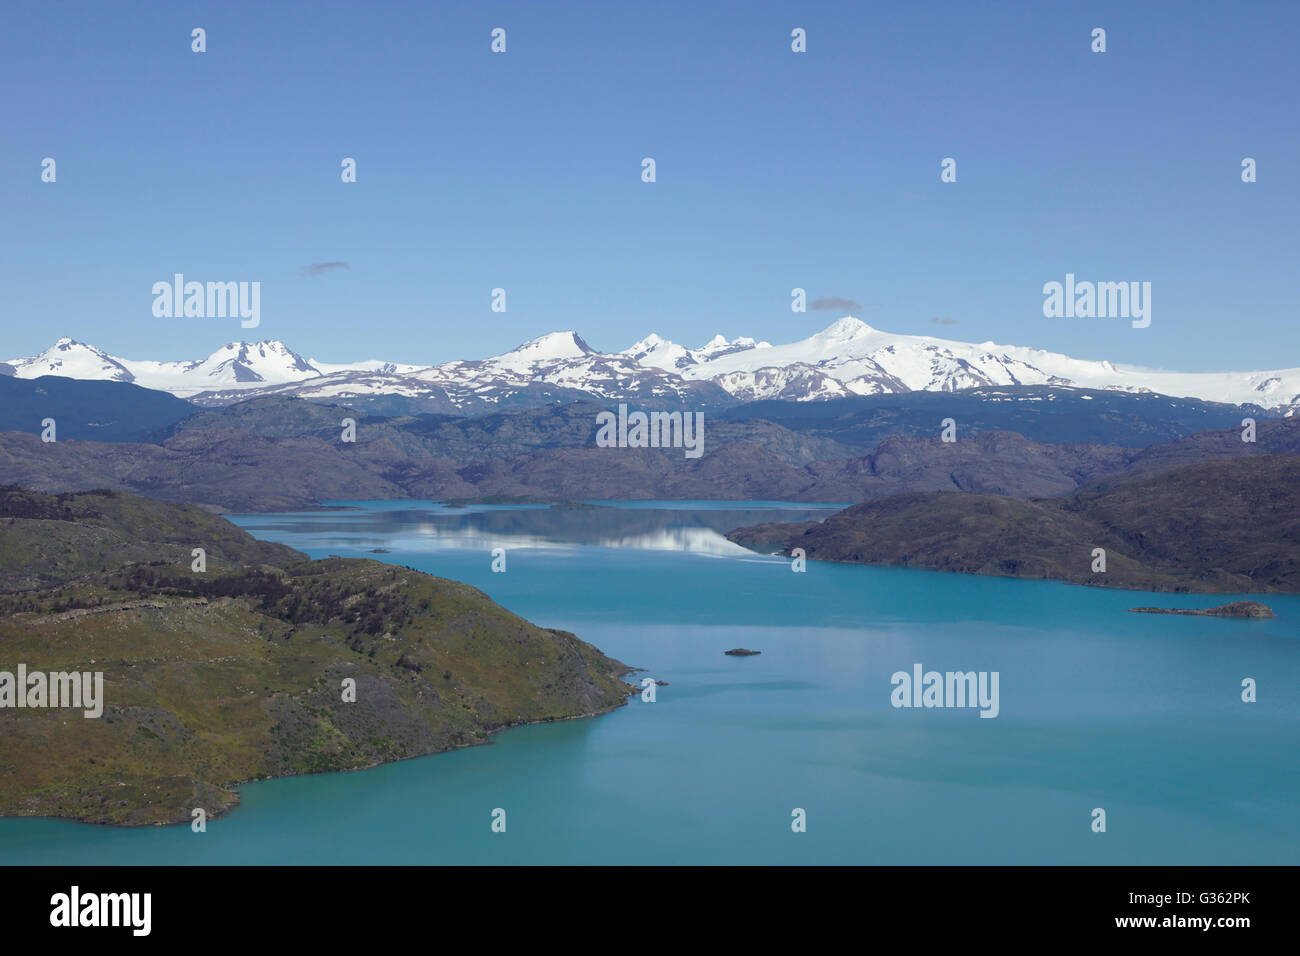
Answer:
724, 648, 761, 656
1129, 601, 1275, 618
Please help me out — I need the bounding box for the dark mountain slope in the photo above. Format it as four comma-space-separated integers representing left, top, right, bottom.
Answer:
161, 397, 856, 465
727, 456, 1300, 593
721, 385, 1280, 450
0, 375, 196, 442
3, 416, 1298, 513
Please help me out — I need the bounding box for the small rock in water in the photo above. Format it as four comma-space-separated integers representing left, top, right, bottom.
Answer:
724, 648, 761, 656
1128, 601, 1275, 619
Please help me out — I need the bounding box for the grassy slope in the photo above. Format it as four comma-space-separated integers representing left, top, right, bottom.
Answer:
0, 488, 631, 825
0, 485, 301, 590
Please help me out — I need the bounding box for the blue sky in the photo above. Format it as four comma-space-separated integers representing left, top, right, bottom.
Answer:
3, 0, 1297, 371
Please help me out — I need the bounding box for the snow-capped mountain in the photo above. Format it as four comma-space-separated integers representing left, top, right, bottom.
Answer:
650, 317, 1069, 396
622, 317, 1300, 411
4, 338, 137, 384
185, 331, 726, 410
5, 319, 1299, 413
4, 338, 327, 397
621, 332, 771, 372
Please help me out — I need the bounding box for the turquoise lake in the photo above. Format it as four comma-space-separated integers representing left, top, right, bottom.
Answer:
2, 500, 1297, 865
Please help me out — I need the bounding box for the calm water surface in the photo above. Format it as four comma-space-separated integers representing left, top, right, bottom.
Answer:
2, 500, 1296, 864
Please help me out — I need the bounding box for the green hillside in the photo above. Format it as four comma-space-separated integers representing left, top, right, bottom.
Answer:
0, 488, 632, 825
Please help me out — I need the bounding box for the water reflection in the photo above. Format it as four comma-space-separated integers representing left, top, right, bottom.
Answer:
230, 501, 838, 557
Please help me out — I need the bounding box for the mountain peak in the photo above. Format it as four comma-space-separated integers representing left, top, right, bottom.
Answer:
819, 316, 873, 338
192, 340, 318, 383
6, 337, 133, 384
505, 330, 596, 362
215, 339, 293, 352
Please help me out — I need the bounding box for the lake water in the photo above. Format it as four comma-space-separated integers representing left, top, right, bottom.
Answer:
2, 500, 1297, 864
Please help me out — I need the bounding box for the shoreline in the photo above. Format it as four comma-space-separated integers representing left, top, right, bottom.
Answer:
0, 668, 638, 830
735, 548, 1299, 596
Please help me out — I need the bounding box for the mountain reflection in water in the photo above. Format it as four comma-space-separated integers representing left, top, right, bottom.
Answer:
232, 501, 842, 557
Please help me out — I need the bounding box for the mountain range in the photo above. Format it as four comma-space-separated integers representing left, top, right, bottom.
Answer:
3, 379, 1297, 512
6, 319, 1299, 414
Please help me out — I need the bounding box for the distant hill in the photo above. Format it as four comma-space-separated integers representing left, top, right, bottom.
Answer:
156, 397, 856, 464
0, 487, 632, 825
722, 385, 1280, 450
0, 375, 195, 442
170, 385, 1279, 460
727, 456, 1300, 593
4, 415, 1299, 513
